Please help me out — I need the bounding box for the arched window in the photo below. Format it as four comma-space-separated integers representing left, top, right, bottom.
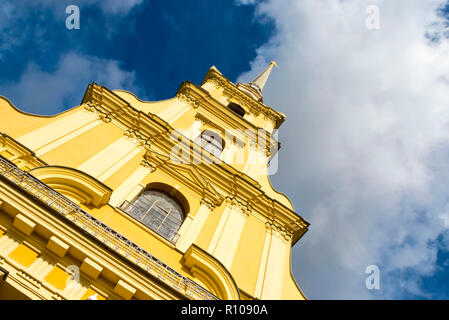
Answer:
195, 130, 224, 158
119, 190, 184, 243
227, 103, 245, 117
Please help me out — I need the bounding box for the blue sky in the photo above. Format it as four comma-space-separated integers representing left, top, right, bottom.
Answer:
0, 0, 273, 113
1, 0, 449, 300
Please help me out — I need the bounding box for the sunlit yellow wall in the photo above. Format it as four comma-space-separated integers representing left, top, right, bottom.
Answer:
39, 117, 123, 168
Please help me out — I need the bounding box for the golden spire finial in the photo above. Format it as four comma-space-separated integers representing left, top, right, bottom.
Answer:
249, 60, 279, 93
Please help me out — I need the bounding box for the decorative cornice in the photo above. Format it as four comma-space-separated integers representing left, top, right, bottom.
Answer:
177, 91, 200, 109
17, 269, 42, 290
124, 129, 152, 151
194, 113, 224, 134
140, 159, 157, 173
0, 132, 47, 169
265, 220, 294, 243
84, 101, 112, 123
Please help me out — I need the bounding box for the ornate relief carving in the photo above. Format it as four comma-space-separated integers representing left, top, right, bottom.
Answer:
0, 133, 47, 169
177, 93, 200, 109
17, 269, 42, 289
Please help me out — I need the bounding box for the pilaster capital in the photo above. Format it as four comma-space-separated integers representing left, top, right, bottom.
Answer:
200, 198, 215, 210
224, 197, 251, 216
84, 101, 112, 123
265, 220, 293, 242
125, 130, 151, 151
141, 160, 157, 173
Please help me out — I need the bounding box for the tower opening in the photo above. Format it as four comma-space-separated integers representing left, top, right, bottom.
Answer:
227, 102, 246, 117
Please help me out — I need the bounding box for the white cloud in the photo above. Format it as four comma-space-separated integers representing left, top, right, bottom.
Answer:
238, 0, 449, 298
0, 52, 139, 114
235, 0, 258, 5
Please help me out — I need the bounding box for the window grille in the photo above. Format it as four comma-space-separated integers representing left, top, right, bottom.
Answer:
120, 190, 184, 243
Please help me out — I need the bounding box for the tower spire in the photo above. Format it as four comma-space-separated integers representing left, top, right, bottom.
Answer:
249, 61, 278, 92
236, 61, 278, 103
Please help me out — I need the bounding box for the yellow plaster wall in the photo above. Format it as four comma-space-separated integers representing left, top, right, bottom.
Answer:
230, 215, 266, 295
170, 107, 199, 133
194, 203, 227, 251
104, 150, 146, 190
39, 121, 123, 168
0, 97, 73, 138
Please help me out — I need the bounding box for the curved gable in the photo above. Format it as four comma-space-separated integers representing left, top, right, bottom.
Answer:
183, 244, 240, 300
29, 166, 112, 207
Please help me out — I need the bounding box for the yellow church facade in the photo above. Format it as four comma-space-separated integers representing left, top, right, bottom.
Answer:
0, 63, 309, 300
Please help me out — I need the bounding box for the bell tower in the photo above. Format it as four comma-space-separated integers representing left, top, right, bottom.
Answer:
0, 62, 309, 300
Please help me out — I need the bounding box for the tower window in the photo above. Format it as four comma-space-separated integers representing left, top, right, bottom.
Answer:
119, 190, 184, 243
195, 130, 224, 158
227, 103, 246, 117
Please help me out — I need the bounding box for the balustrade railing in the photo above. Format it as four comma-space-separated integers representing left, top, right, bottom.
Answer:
0, 155, 218, 300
